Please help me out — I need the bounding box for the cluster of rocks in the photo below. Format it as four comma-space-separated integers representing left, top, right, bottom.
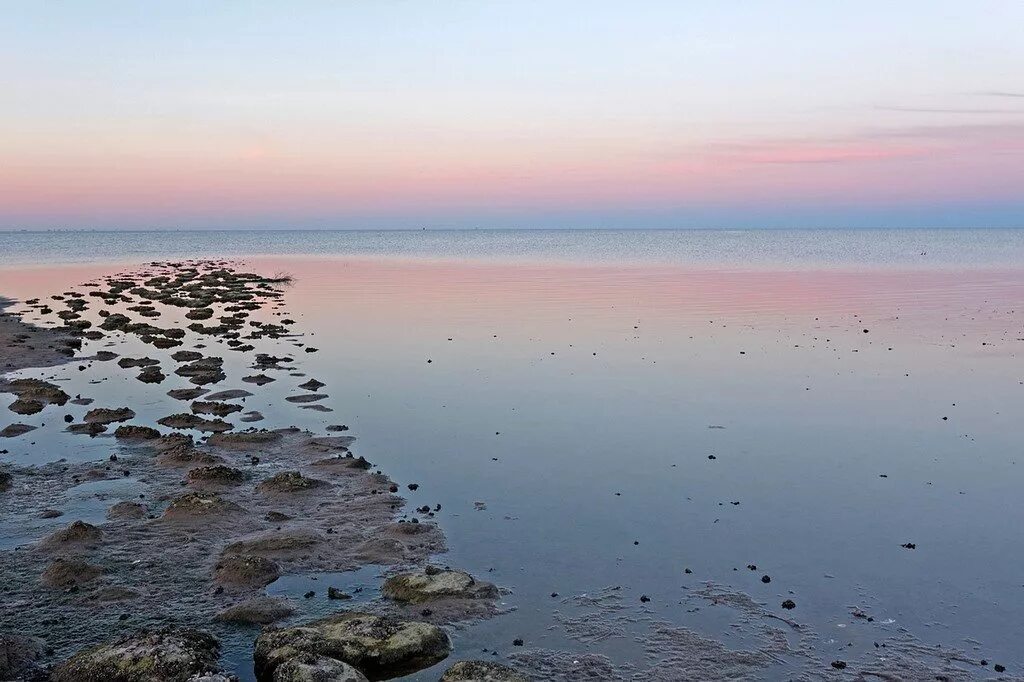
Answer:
1, 261, 526, 681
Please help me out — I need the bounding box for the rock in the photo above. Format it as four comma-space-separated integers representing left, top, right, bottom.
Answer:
272, 653, 368, 682
222, 531, 320, 559
440, 661, 528, 681
94, 350, 119, 361
204, 389, 252, 401
39, 508, 63, 518
168, 388, 209, 401
137, 366, 167, 383
213, 554, 280, 588
4, 378, 70, 405
114, 425, 162, 440
52, 627, 221, 682
186, 465, 246, 486
208, 431, 282, 447
381, 569, 499, 604
117, 356, 160, 368
90, 586, 142, 602
191, 401, 243, 417
9, 398, 44, 415
242, 374, 275, 386
0, 633, 46, 681
256, 471, 326, 494
298, 379, 325, 391
158, 414, 233, 433
254, 612, 450, 681
84, 407, 136, 424
41, 520, 103, 549
163, 492, 243, 519
40, 557, 103, 588
67, 422, 108, 436
171, 350, 204, 362
311, 455, 372, 471
240, 411, 265, 423
215, 597, 296, 625
285, 394, 328, 404
1, 423, 36, 438
108, 501, 149, 520
327, 587, 351, 600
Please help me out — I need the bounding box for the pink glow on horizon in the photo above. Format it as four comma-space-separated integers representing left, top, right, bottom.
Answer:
1, 122, 1022, 222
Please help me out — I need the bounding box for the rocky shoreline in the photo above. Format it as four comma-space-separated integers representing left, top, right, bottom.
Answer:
0, 262, 524, 681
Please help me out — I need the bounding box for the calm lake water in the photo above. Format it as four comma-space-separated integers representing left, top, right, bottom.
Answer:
1, 229, 1023, 679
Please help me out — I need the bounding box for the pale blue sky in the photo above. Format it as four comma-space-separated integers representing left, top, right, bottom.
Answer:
1, 1, 1022, 229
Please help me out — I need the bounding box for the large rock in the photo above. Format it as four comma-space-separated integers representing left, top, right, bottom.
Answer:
381, 568, 498, 604
52, 627, 222, 682
84, 407, 136, 424
40, 557, 103, 588
271, 653, 368, 681
215, 597, 295, 625
213, 554, 280, 588
440, 661, 529, 681
0, 633, 46, 680
254, 612, 450, 681
40, 520, 103, 549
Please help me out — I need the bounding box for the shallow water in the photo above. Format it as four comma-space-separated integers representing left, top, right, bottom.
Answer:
1, 230, 1023, 679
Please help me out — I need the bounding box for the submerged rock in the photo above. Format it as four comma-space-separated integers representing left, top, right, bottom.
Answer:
381, 568, 499, 604
254, 612, 451, 681
440, 661, 529, 682
51, 627, 222, 682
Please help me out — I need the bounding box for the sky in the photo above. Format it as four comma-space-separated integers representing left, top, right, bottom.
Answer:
1, 1, 1022, 230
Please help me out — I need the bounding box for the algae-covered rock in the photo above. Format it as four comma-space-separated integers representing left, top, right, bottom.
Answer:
272, 653, 368, 681
51, 627, 221, 682
254, 612, 450, 681
381, 568, 499, 604
440, 661, 529, 682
